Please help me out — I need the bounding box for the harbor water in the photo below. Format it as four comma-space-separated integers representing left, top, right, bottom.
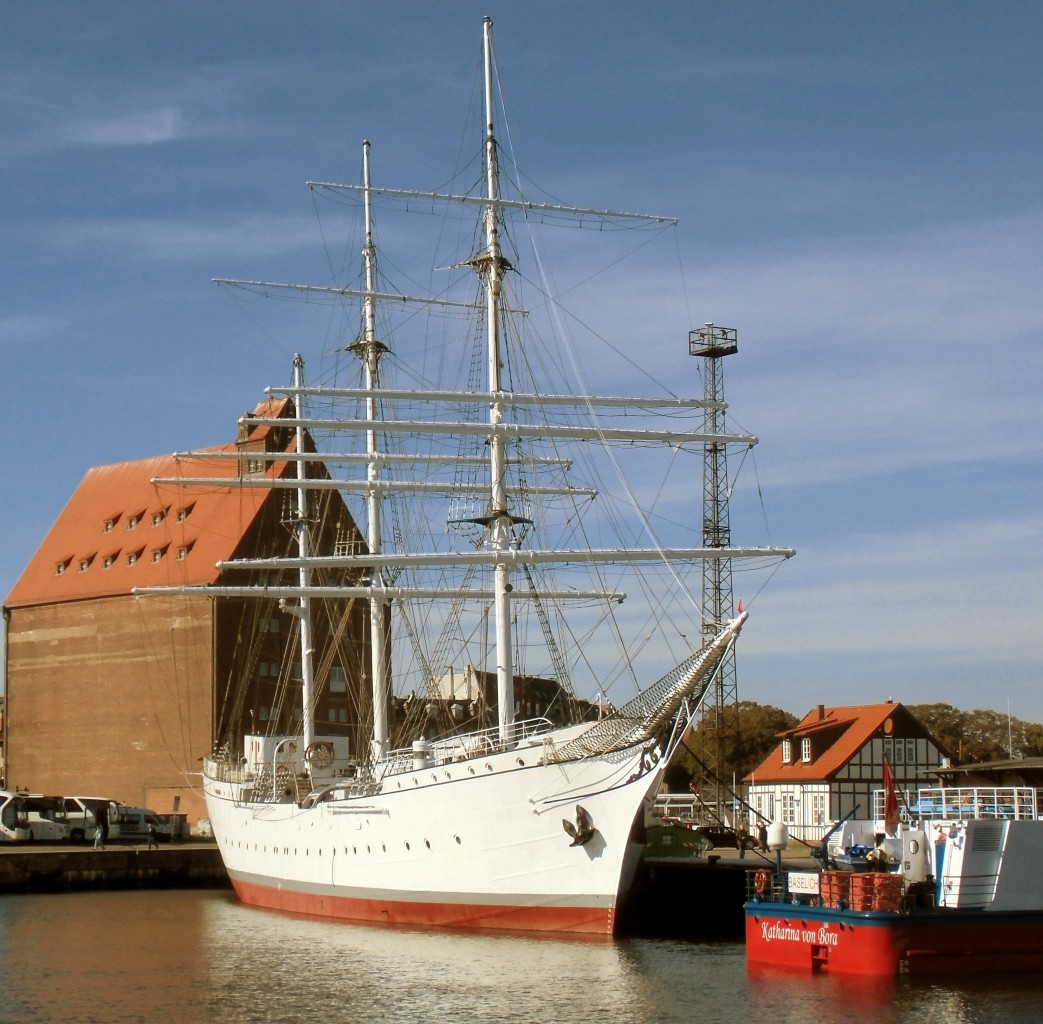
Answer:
1, 888, 1039, 1024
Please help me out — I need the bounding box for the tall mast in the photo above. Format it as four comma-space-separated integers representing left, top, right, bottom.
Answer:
479, 16, 515, 741
290, 352, 316, 749
350, 140, 390, 761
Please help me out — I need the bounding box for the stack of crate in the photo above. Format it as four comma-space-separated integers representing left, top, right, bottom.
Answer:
819, 870, 852, 908
848, 872, 904, 912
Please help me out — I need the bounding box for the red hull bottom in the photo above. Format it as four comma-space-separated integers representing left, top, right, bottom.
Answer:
746, 904, 1043, 975
232, 877, 617, 936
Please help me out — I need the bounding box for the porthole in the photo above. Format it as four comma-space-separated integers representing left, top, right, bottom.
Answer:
405, 841, 411, 851
425, 839, 431, 849
454, 835, 461, 844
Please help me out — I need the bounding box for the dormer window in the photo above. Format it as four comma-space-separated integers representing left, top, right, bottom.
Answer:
246, 457, 265, 475
176, 546, 188, 561
103, 555, 115, 569
781, 739, 793, 764
55, 560, 69, 576
151, 510, 167, 527
103, 519, 114, 533
127, 516, 139, 530
176, 505, 194, 524
151, 548, 164, 563
127, 548, 143, 566
801, 737, 812, 762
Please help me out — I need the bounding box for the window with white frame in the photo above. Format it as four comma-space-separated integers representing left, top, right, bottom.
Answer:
801, 737, 812, 762
812, 791, 826, 825
781, 739, 793, 764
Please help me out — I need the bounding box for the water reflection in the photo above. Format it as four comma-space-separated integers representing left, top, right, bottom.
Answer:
0, 890, 1040, 1024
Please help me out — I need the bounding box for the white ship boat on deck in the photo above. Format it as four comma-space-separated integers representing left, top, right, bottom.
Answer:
143, 17, 792, 934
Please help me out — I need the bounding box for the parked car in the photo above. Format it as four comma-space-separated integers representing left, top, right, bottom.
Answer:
691, 824, 759, 852
117, 807, 189, 841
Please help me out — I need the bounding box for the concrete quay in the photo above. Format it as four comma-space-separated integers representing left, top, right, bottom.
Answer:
0, 841, 230, 894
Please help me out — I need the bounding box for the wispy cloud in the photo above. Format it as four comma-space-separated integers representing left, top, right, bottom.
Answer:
66, 107, 187, 146
0, 313, 67, 345
39, 213, 324, 262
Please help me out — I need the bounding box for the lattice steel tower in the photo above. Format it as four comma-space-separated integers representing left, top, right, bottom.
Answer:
689, 323, 739, 819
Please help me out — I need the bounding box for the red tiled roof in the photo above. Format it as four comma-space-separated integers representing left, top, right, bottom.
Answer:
6, 399, 293, 609
746, 701, 914, 783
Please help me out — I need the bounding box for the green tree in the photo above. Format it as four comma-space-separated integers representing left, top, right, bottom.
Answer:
907, 703, 1038, 763
667, 700, 798, 791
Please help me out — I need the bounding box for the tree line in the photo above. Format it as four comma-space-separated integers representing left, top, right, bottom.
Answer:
667, 700, 1043, 792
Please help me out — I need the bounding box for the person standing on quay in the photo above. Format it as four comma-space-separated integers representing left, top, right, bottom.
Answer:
147, 823, 158, 849
93, 824, 104, 850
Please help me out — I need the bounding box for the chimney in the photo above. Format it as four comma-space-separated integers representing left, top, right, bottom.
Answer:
817, 704, 825, 721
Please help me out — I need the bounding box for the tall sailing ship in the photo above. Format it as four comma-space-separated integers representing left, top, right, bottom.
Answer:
145, 18, 792, 934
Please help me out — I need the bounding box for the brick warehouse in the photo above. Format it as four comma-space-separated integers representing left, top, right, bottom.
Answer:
3, 398, 369, 827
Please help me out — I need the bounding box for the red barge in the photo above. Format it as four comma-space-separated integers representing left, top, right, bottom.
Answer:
745, 817, 1043, 975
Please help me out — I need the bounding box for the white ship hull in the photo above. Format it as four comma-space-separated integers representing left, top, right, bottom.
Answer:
203, 733, 659, 934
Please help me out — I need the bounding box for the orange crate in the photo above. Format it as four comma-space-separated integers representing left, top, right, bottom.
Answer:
848, 873, 879, 911
870, 873, 903, 912
820, 870, 852, 907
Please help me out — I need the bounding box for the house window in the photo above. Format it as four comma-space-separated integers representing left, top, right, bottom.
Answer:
103, 555, 114, 569
258, 707, 270, 721
812, 792, 826, 826
151, 511, 166, 526
800, 738, 812, 763
246, 457, 265, 475
781, 740, 793, 764
79, 560, 90, 572
127, 516, 139, 530
151, 549, 163, 563
55, 561, 68, 576
103, 519, 114, 533
781, 792, 797, 825
176, 506, 193, 523
127, 551, 138, 566
329, 668, 347, 694
905, 739, 916, 764
176, 546, 188, 561
263, 618, 281, 633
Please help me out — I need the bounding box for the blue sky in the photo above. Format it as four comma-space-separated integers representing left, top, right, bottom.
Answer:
3, 2, 1042, 722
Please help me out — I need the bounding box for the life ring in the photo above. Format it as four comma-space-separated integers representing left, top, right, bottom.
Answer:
754, 870, 771, 895
305, 740, 335, 769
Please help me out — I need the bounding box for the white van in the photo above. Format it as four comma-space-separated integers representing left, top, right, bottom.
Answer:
63, 796, 123, 843
117, 807, 188, 841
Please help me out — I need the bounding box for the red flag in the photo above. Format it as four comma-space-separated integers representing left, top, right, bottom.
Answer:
882, 757, 900, 836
